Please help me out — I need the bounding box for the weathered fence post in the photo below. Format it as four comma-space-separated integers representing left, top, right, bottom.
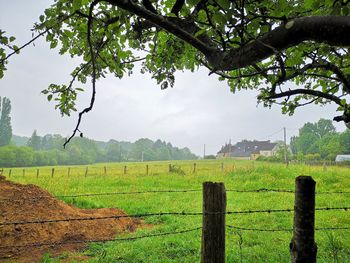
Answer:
36, 169, 39, 178
124, 166, 127, 175
85, 167, 88, 177
68, 167, 71, 177
193, 163, 197, 173
221, 163, 224, 172
9, 169, 12, 177
290, 176, 317, 263
146, 165, 149, 175
201, 182, 226, 263
168, 164, 172, 172
51, 168, 55, 178
104, 166, 107, 175
22, 169, 25, 177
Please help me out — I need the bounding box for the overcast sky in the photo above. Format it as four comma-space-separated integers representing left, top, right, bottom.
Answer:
0, 1, 346, 156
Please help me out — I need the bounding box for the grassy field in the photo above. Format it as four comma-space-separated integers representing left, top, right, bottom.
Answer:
3, 160, 350, 262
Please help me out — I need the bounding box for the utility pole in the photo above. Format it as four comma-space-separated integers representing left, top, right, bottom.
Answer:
141, 151, 144, 162
203, 144, 206, 159
284, 127, 288, 164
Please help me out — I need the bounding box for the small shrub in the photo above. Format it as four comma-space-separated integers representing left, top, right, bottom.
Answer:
169, 165, 185, 175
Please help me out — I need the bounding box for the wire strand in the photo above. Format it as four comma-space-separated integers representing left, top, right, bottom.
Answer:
226, 225, 350, 232
0, 226, 202, 249
2, 188, 350, 202
3, 207, 349, 226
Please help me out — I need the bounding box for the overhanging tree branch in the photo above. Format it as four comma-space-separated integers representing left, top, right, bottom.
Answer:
106, 0, 217, 56
64, 0, 101, 148
220, 16, 350, 70
264, 88, 343, 106
103, 1, 350, 72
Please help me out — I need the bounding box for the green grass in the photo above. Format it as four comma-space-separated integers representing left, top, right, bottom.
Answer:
3, 160, 350, 262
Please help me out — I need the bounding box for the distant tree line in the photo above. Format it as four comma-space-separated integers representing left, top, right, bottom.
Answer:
290, 119, 350, 161
0, 97, 196, 167
0, 132, 197, 167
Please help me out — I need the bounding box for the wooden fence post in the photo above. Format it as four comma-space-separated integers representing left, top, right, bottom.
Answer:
9, 169, 12, 177
85, 167, 88, 177
124, 166, 127, 175
68, 167, 71, 177
146, 165, 149, 175
221, 163, 224, 172
201, 182, 226, 263
36, 169, 39, 178
23, 169, 25, 177
168, 164, 172, 172
290, 176, 317, 263
104, 166, 107, 175
51, 168, 55, 178
193, 163, 197, 173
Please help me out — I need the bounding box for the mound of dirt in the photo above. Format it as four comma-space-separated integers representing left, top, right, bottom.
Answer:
0, 176, 141, 262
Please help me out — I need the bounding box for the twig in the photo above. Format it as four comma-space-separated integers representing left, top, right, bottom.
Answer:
63, 1, 101, 148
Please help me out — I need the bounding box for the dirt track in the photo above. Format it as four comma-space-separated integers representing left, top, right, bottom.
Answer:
0, 176, 140, 262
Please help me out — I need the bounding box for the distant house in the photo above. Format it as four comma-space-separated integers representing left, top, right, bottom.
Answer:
335, 155, 350, 162
217, 140, 278, 160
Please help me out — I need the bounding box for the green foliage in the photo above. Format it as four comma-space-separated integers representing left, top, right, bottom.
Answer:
0, 97, 12, 146
0, 30, 18, 79
11, 135, 29, 146
27, 130, 42, 150
290, 119, 350, 161
299, 119, 336, 139
305, 153, 321, 161
319, 134, 341, 160
295, 133, 319, 155
256, 155, 282, 163
15, 146, 34, 167
0, 145, 16, 167
339, 130, 350, 153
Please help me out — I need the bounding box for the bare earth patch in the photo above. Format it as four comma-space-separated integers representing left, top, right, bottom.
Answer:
0, 176, 141, 262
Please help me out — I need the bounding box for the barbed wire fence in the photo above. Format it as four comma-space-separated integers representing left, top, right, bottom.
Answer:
1, 175, 350, 262
1, 208, 349, 256
1, 186, 350, 202
2, 158, 348, 179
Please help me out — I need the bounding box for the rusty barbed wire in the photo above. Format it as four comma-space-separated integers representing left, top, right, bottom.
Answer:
226, 188, 294, 193
2, 187, 350, 202
0, 188, 293, 202
0, 212, 203, 226
226, 225, 292, 232
316, 191, 350, 194
227, 225, 350, 232
0, 226, 202, 249
2, 206, 349, 226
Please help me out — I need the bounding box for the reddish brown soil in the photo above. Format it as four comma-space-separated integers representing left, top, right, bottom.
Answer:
0, 176, 141, 262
